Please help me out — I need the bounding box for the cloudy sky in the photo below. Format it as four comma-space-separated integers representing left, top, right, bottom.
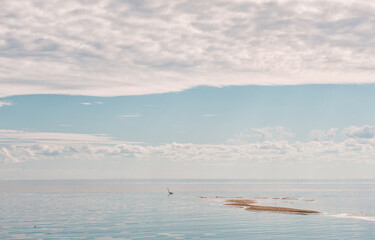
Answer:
1, 0, 375, 179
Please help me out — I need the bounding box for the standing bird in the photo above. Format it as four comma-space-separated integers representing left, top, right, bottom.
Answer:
167, 188, 174, 195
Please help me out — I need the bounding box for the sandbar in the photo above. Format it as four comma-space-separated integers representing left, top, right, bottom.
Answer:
225, 199, 319, 215
225, 199, 257, 206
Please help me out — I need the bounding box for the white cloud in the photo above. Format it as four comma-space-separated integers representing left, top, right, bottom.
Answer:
228, 126, 295, 144
309, 128, 338, 141
1, 0, 375, 97
0, 129, 127, 146
342, 125, 375, 139
81, 102, 103, 105
120, 114, 142, 118
201, 114, 216, 117
2, 126, 375, 164
0, 101, 12, 107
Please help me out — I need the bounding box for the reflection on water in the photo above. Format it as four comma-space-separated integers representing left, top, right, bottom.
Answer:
0, 180, 374, 239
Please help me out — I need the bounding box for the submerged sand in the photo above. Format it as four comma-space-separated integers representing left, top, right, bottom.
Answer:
225, 199, 319, 215
225, 199, 257, 206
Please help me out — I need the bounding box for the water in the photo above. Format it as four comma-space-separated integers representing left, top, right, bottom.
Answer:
0, 180, 374, 239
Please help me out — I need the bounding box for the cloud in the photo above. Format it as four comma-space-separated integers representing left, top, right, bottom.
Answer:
120, 113, 142, 118
81, 102, 103, 105
0, 144, 97, 163
58, 124, 72, 127
0, 101, 12, 107
2, 126, 375, 164
342, 125, 375, 139
1, 0, 375, 97
201, 114, 216, 117
309, 128, 338, 141
309, 126, 375, 142
0, 129, 127, 146
228, 126, 295, 144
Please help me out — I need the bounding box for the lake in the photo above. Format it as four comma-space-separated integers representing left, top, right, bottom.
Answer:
1, 179, 374, 239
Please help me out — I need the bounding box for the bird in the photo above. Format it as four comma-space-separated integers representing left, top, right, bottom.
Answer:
167, 188, 174, 195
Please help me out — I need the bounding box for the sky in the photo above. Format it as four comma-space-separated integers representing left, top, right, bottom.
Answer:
1, 0, 375, 179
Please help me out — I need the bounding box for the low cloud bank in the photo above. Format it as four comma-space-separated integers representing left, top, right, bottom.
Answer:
1, 126, 375, 164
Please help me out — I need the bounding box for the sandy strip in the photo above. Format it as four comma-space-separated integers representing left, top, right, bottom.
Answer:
245, 205, 319, 215
225, 199, 319, 215
225, 199, 257, 206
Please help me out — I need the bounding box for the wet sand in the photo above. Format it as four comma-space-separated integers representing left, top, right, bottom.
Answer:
225, 199, 319, 215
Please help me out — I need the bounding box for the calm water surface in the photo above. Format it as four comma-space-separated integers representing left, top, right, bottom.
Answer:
0, 180, 374, 239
